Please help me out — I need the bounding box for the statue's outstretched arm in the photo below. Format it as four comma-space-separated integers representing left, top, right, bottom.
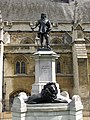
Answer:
31, 20, 40, 31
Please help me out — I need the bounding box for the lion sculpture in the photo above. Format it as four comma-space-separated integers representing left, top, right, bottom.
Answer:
26, 82, 71, 104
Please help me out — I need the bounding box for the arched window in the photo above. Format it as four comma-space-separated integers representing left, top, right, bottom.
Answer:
15, 61, 26, 74
21, 61, 26, 74
50, 37, 62, 45
16, 61, 20, 74
56, 60, 61, 73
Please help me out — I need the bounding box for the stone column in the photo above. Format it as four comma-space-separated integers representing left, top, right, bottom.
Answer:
72, 24, 88, 96
0, 11, 3, 112
72, 39, 88, 96
31, 50, 60, 96
72, 43, 80, 95
72, 24, 89, 114
72, 39, 89, 97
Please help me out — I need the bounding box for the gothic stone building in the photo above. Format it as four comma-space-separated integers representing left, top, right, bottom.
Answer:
0, 0, 90, 117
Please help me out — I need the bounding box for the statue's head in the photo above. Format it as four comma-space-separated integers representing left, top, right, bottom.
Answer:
41, 82, 58, 101
41, 13, 46, 19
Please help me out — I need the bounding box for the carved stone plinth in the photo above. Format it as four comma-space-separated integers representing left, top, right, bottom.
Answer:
12, 93, 83, 120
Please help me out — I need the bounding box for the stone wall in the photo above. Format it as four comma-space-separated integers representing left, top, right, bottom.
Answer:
3, 30, 90, 115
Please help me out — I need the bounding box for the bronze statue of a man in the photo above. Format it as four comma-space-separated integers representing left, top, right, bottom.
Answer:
31, 13, 52, 48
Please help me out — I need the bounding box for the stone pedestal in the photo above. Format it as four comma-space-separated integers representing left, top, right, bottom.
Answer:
31, 49, 60, 96
12, 93, 83, 120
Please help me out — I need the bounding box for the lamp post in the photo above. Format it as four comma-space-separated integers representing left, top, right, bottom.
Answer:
2, 82, 6, 112
0, 10, 4, 112
2, 54, 6, 112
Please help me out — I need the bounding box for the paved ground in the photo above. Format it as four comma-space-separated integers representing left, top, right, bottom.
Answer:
0, 112, 12, 120
0, 112, 90, 120
84, 118, 90, 120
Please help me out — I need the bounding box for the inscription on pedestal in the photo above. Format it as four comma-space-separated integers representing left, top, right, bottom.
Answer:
40, 61, 51, 82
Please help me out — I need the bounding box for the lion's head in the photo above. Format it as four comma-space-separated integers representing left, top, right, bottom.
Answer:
41, 82, 58, 102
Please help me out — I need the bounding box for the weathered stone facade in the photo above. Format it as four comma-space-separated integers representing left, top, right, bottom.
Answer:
0, 0, 90, 117
3, 23, 90, 116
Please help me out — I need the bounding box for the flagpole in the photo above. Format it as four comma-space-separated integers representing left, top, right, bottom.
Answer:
0, 10, 4, 112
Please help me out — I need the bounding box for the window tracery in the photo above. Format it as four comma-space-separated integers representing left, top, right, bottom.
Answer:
14, 56, 27, 74
15, 60, 26, 74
